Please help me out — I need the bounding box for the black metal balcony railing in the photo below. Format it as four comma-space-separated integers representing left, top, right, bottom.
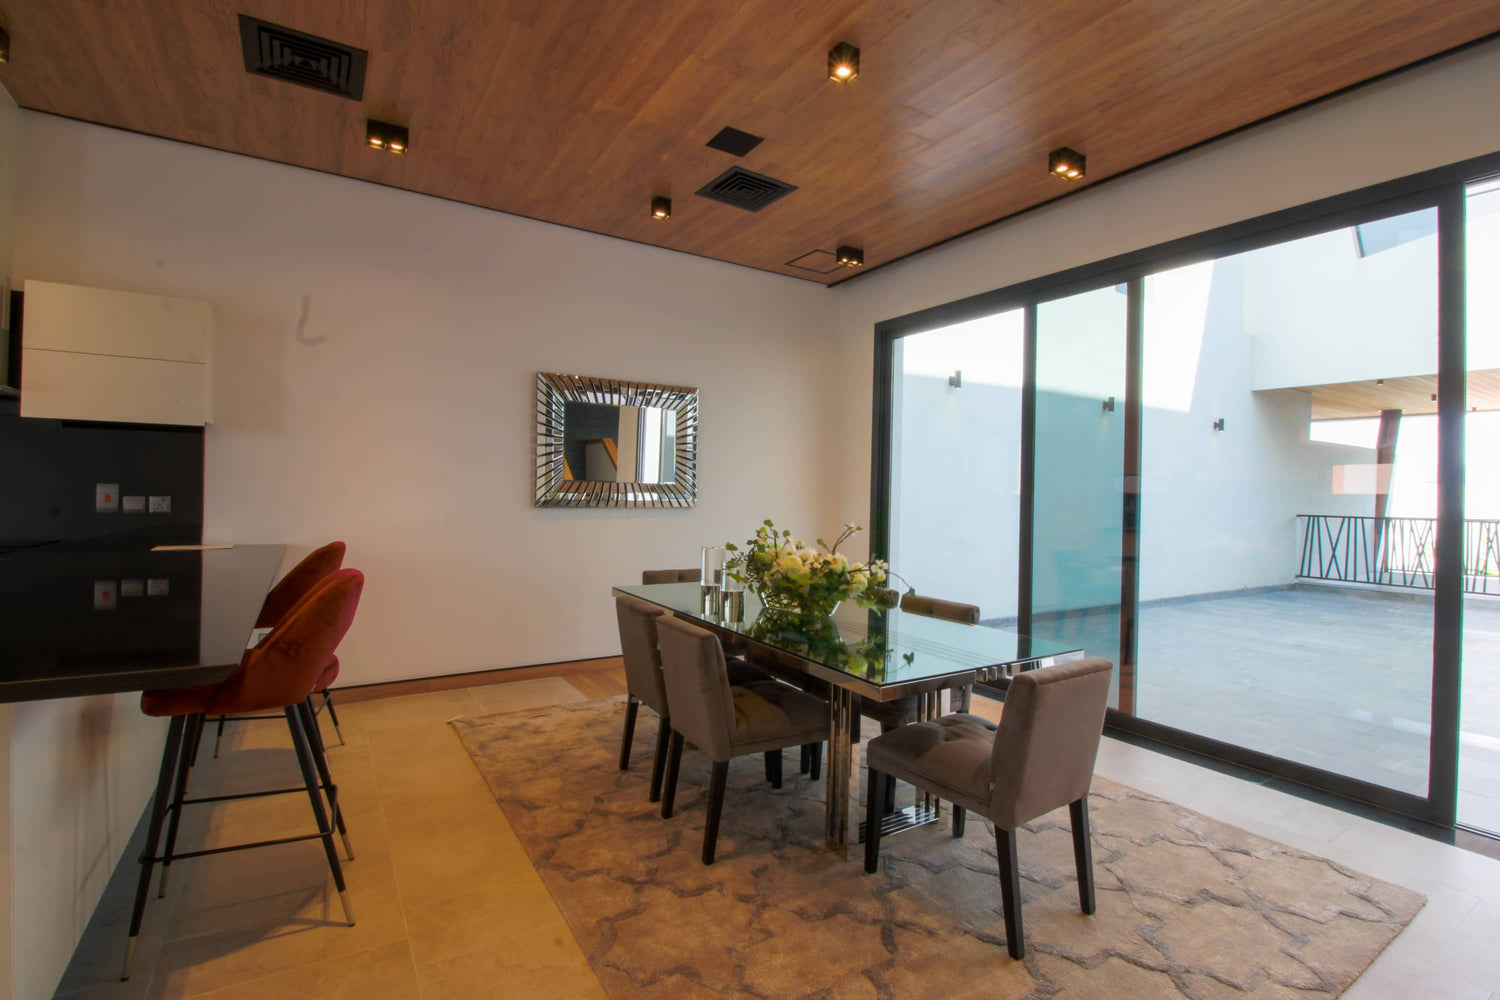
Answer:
1298, 514, 1500, 595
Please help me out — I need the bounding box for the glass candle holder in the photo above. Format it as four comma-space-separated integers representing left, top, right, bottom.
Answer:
720, 565, 745, 622
700, 546, 726, 616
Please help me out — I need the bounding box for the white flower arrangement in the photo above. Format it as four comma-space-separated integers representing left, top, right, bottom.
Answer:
726, 520, 895, 616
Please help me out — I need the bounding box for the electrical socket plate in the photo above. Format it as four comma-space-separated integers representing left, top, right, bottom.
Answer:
146, 578, 170, 597
95, 483, 120, 513
122, 496, 146, 514
93, 580, 117, 610
148, 495, 172, 514
120, 579, 145, 598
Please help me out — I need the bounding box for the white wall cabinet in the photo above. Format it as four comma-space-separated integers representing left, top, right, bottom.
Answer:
19, 279, 213, 425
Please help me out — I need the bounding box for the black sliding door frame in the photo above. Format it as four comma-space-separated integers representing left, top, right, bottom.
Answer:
870, 150, 1498, 829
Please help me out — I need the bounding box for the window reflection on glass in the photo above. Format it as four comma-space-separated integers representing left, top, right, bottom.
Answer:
562, 401, 678, 484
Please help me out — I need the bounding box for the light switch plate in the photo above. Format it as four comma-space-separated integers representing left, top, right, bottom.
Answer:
146, 578, 170, 597
95, 483, 120, 513
148, 495, 172, 514
120, 579, 145, 598
93, 580, 117, 610
122, 495, 146, 514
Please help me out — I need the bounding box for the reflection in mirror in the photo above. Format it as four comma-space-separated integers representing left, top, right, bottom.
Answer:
562, 401, 678, 484
535, 372, 698, 508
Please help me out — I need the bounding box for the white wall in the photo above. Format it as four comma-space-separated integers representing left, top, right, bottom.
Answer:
10, 113, 843, 684
830, 37, 1500, 551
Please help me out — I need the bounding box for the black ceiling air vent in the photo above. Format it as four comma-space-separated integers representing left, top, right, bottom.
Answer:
237, 14, 368, 101
694, 167, 797, 213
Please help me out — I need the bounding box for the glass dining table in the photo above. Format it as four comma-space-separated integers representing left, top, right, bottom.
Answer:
612, 582, 1084, 858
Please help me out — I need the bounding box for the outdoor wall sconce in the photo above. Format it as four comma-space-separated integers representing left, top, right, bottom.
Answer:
366, 119, 409, 154
836, 245, 864, 267
828, 42, 859, 82
1213, 418, 1225, 431
948, 370, 962, 388
1049, 146, 1086, 180
651, 196, 671, 220
1102, 396, 1115, 413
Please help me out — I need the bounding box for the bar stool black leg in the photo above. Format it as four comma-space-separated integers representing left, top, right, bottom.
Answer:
157, 712, 202, 898
299, 699, 353, 861
321, 690, 345, 746
648, 715, 670, 803
122, 715, 186, 980
213, 713, 228, 758
284, 705, 355, 927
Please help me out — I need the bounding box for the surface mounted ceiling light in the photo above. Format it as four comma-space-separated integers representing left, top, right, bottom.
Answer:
836, 245, 863, 267
0, 26, 9, 62
1049, 146, 1086, 180
365, 119, 409, 155
651, 196, 671, 220
828, 42, 859, 82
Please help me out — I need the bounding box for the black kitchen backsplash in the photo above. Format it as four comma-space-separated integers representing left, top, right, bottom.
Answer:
0, 396, 204, 547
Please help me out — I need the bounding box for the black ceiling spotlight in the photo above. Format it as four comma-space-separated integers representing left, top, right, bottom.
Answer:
0, 26, 9, 63
828, 42, 859, 82
1049, 146, 1086, 180
365, 119, 409, 155
836, 245, 863, 267
651, 196, 671, 221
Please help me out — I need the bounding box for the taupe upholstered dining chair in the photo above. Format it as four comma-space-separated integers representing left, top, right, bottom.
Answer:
615, 595, 778, 802
655, 615, 831, 864
863, 657, 1114, 960
641, 568, 700, 584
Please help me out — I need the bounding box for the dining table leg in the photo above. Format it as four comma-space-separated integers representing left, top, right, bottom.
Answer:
825, 686, 857, 857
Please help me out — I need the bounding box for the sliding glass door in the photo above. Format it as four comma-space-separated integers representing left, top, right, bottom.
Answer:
1030, 287, 1127, 705
1136, 207, 1439, 796
889, 310, 1024, 622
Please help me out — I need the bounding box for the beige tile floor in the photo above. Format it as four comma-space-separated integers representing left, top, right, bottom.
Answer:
53, 670, 1500, 1000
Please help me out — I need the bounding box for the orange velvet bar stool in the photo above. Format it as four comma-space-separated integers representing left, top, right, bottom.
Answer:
207, 541, 347, 757
122, 569, 365, 980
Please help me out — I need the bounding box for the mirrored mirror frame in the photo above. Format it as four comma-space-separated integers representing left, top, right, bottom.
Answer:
534, 371, 699, 508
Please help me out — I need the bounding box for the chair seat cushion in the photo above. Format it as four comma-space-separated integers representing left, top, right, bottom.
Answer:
141, 684, 219, 718
867, 713, 999, 809
727, 682, 830, 756
314, 656, 340, 693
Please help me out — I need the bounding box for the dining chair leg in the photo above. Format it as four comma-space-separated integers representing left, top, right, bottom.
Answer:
321, 690, 345, 746
660, 730, 685, 819
648, 715, 671, 803
702, 761, 729, 864
883, 774, 898, 817
1070, 797, 1095, 914
299, 699, 354, 861
619, 696, 640, 771
764, 749, 782, 789
799, 744, 811, 774
188, 710, 206, 767
213, 713, 228, 758
995, 826, 1024, 960
953, 805, 966, 839
809, 741, 822, 782
284, 706, 355, 927
122, 715, 185, 981
156, 712, 201, 898
864, 766, 887, 874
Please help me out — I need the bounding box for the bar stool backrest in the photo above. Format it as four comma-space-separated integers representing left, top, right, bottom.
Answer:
255, 541, 347, 629
212, 568, 364, 715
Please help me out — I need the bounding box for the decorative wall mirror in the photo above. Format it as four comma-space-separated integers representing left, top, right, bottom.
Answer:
534, 372, 699, 507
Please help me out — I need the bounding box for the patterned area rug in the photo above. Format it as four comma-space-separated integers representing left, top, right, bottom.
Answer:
452, 698, 1424, 999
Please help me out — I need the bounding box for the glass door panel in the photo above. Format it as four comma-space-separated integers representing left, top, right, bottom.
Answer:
890, 310, 1024, 622
1460, 179, 1500, 833
1137, 207, 1439, 795
1032, 287, 1127, 703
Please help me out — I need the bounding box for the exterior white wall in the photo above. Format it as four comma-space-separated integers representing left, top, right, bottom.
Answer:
830, 38, 1500, 573
10, 113, 842, 685
1246, 225, 1439, 390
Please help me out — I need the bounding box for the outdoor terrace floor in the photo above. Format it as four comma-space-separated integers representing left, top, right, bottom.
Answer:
1023, 583, 1500, 834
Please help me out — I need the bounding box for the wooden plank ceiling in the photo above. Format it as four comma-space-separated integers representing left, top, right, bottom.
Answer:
1298, 370, 1500, 421
1, 1, 1498, 285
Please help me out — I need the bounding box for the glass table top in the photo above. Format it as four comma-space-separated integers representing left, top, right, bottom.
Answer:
614, 582, 1082, 701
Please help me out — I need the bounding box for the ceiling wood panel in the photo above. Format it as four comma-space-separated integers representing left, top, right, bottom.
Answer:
1, 1, 1497, 284
1295, 371, 1500, 420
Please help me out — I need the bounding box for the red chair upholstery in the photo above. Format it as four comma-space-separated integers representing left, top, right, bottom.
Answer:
209, 541, 348, 756
122, 569, 364, 980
